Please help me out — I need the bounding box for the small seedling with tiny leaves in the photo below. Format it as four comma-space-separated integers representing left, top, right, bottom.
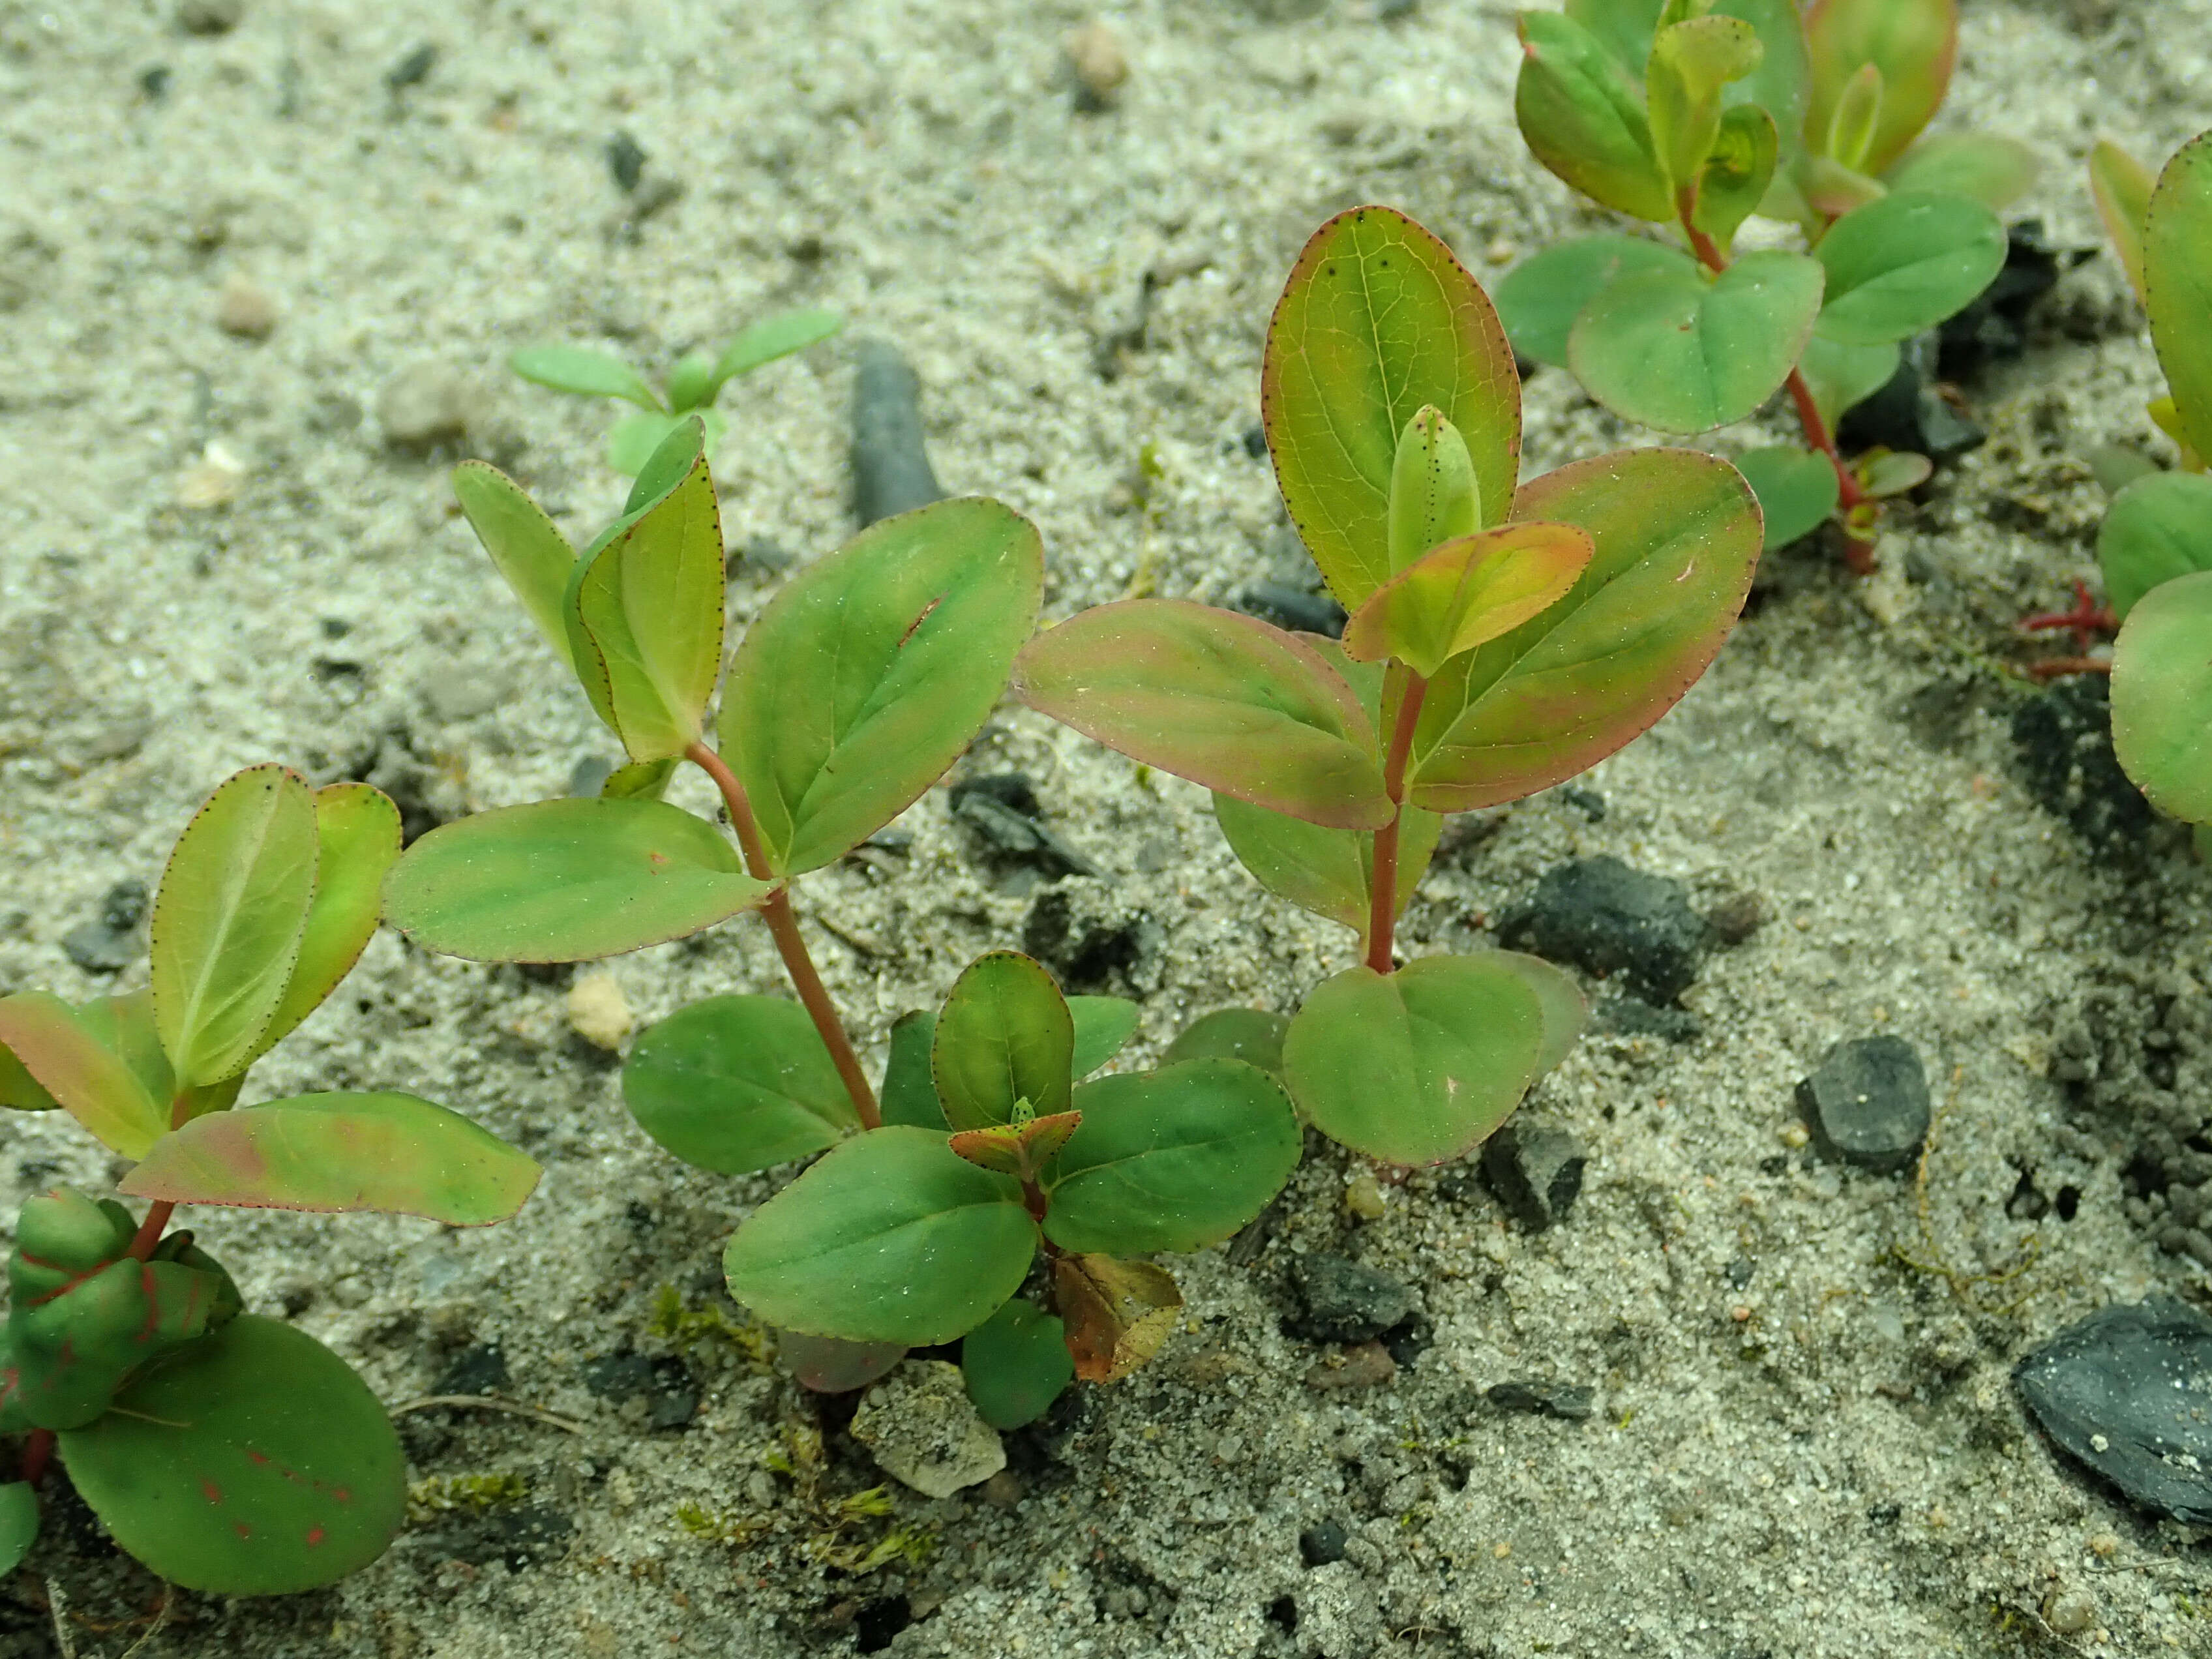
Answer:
704, 949, 1298, 1423
1499, 0, 2032, 567
512, 308, 843, 473
1017, 204, 1762, 1169
2084, 132, 2212, 850
0, 768, 541, 1594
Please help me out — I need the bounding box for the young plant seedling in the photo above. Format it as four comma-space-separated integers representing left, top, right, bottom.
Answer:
708, 951, 1300, 1426
513, 308, 843, 473
383, 417, 1043, 1161
1500, 0, 2028, 568
0, 767, 541, 1594
1017, 205, 1763, 1169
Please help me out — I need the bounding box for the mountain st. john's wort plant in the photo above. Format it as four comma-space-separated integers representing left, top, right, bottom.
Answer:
1017, 204, 1763, 1170
0, 768, 542, 1594
1499, 0, 2031, 566
512, 307, 843, 473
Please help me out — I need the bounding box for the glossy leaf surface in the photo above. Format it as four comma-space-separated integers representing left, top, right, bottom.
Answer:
1515, 12, 1672, 222
623, 994, 856, 1174
511, 344, 660, 408
1044, 1060, 1302, 1255
1564, 0, 1663, 73
1344, 522, 1594, 679
1163, 1008, 1289, 1076
2091, 139, 2155, 305
59, 1315, 406, 1595
253, 783, 400, 1059
383, 798, 769, 963
603, 757, 677, 801
2146, 135, 2212, 459
2113, 569, 2212, 823
1884, 133, 2040, 211
1735, 446, 1840, 550
0, 1040, 56, 1112
121, 1092, 540, 1224
1495, 235, 1696, 370
1388, 408, 1481, 576
777, 1331, 906, 1394
878, 1009, 949, 1131
152, 765, 318, 1088
1015, 600, 1391, 830
1569, 250, 1825, 432
1069, 996, 1141, 1077
0, 993, 167, 1156
722, 498, 1043, 874
1284, 951, 1586, 1165
721, 1128, 1035, 1346
1803, 0, 1956, 176
1264, 207, 1521, 606
961, 1299, 1073, 1429
2099, 472, 2212, 621
1214, 793, 1441, 936
933, 952, 1074, 1131
1411, 449, 1762, 811
710, 308, 844, 395
452, 462, 578, 674
1053, 1253, 1182, 1384
1813, 191, 2005, 347
0, 1485, 35, 1577
1797, 333, 1900, 428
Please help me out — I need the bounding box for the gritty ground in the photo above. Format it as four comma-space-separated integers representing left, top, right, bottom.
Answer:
1, 0, 2210, 1654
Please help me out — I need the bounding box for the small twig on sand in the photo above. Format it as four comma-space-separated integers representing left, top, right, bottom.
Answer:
390, 1395, 587, 1434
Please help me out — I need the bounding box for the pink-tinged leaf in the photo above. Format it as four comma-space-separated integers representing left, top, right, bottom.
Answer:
1802, 0, 1956, 177
119, 1092, 541, 1225
1015, 600, 1392, 830
775, 1330, 906, 1394
1409, 449, 1761, 813
2090, 139, 2155, 306
0, 993, 168, 1158
1343, 522, 1595, 680
1263, 207, 1521, 609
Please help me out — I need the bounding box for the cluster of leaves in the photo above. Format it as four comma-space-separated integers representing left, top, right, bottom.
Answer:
1499, 0, 2030, 554
512, 308, 843, 473
0, 769, 541, 1592
2091, 133, 2212, 843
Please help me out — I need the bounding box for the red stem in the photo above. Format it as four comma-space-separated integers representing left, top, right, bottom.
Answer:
685, 742, 880, 1129
1365, 670, 1429, 976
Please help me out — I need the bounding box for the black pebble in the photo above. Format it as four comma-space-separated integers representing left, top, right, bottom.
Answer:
1593, 996, 1701, 1043
1486, 1380, 1594, 1420
2014, 1299, 2212, 1525
1937, 221, 2089, 383
1236, 582, 1346, 639
851, 339, 943, 528
1480, 1120, 1587, 1231
606, 130, 647, 194
1795, 1036, 1930, 1173
949, 775, 1098, 878
1289, 1255, 1416, 1346
385, 42, 438, 91
2011, 677, 2155, 852
1836, 333, 1986, 461
1497, 856, 1710, 1004
62, 880, 149, 974
433, 1343, 509, 1398
1298, 1519, 1348, 1567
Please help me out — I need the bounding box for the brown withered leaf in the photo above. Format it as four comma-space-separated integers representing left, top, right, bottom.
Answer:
1054, 1253, 1182, 1383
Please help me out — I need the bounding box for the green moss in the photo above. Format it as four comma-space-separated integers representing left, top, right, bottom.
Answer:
408, 1471, 526, 1525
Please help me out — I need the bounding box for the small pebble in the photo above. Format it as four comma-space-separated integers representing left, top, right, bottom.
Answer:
215, 275, 277, 340
385, 42, 438, 91
1300, 1519, 1348, 1566
1480, 1120, 1586, 1232
1065, 22, 1129, 109
175, 441, 247, 509
850, 1361, 1005, 1499
1343, 1172, 1387, 1220
606, 131, 648, 194
1704, 889, 1766, 945
1291, 1255, 1415, 1345
1236, 582, 1347, 639
2041, 1585, 2095, 1636
1497, 857, 1710, 1004
1485, 1379, 1594, 1420
850, 339, 942, 527
1304, 1341, 1396, 1391
2014, 1298, 2212, 1525
1795, 1036, 1930, 1173
378, 361, 474, 449
566, 972, 633, 1052
177, 0, 243, 34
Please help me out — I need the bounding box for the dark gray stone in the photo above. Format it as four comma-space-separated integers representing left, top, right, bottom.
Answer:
62, 880, 148, 974
851, 339, 942, 527
1795, 1036, 1930, 1173
949, 774, 1098, 878
433, 1343, 509, 1398
606, 130, 647, 194
1480, 1120, 1587, 1231
1704, 889, 1765, 946
1298, 1518, 1348, 1567
1290, 1256, 1415, 1346
385, 42, 438, 91
1497, 856, 1709, 1004
582, 1350, 697, 1430
1236, 582, 1346, 639
2012, 678, 2155, 852
2014, 1299, 2212, 1525
1486, 1380, 1594, 1420
1594, 996, 1701, 1043
1837, 332, 1986, 460
101, 880, 148, 932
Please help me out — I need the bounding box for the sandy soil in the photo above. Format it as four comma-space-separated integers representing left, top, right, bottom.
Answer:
2, 0, 2209, 1654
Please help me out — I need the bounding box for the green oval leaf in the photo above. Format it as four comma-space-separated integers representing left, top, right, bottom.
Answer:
2147, 135, 2212, 462
721, 1127, 1035, 1346
878, 1009, 949, 1131
1797, 332, 1900, 429
1804, 0, 1955, 177
383, 798, 770, 963
2091, 138, 2155, 305
961, 1300, 1073, 1430
2113, 569, 2212, 823
1813, 190, 2005, 347
569, 452, 725, 763
607, 409, 699, 477
1014, 599, 1392, 830
151, 766, 320, 1089
1568, 250, 1825, 433
710, 308, 844, 395
1343, 522, 1595, 680
1646, 15, 1763, 190
1163, 1008, 1289, 1075
0, 993, 168, 1157
721, 498, 1044, 874
1069, 996, 1141, 1078
0, 1483, 37, 1577
1735, 445, 1841, 550
1514, 12, 1673, 222
1692, 103, 1780, 249
1213, 793, 1441, 937
451, 462, 579, 675
58, 1315, 405, 1595
1283, 952, 1586, 1165
250, 783, 400, 1061
623, 994, 857, 1174
119, 1092, 540, 1225
1264, 206, 1521, 607
1410, 448, 1762, 812
1043, 1059, 1301, 1255
933, 953, 1074, 1132
1564, 0, 1663, 74
1495, 235, 1697, 370
511, 344, 661, 409
1388, 407, 1482, 576
1884, 133, 2040, 213
2099, 471, 2212, 621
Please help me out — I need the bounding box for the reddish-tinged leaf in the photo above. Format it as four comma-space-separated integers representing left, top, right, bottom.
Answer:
775, 1331, 906, 1394
1053, 1253, 1182, 1384
0, 993, 168, 1158
1803, 0, 1955, 177
948, 1111, 1082, 1180
1343, 522, 1594, 679
1015, 599, 1392, 830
